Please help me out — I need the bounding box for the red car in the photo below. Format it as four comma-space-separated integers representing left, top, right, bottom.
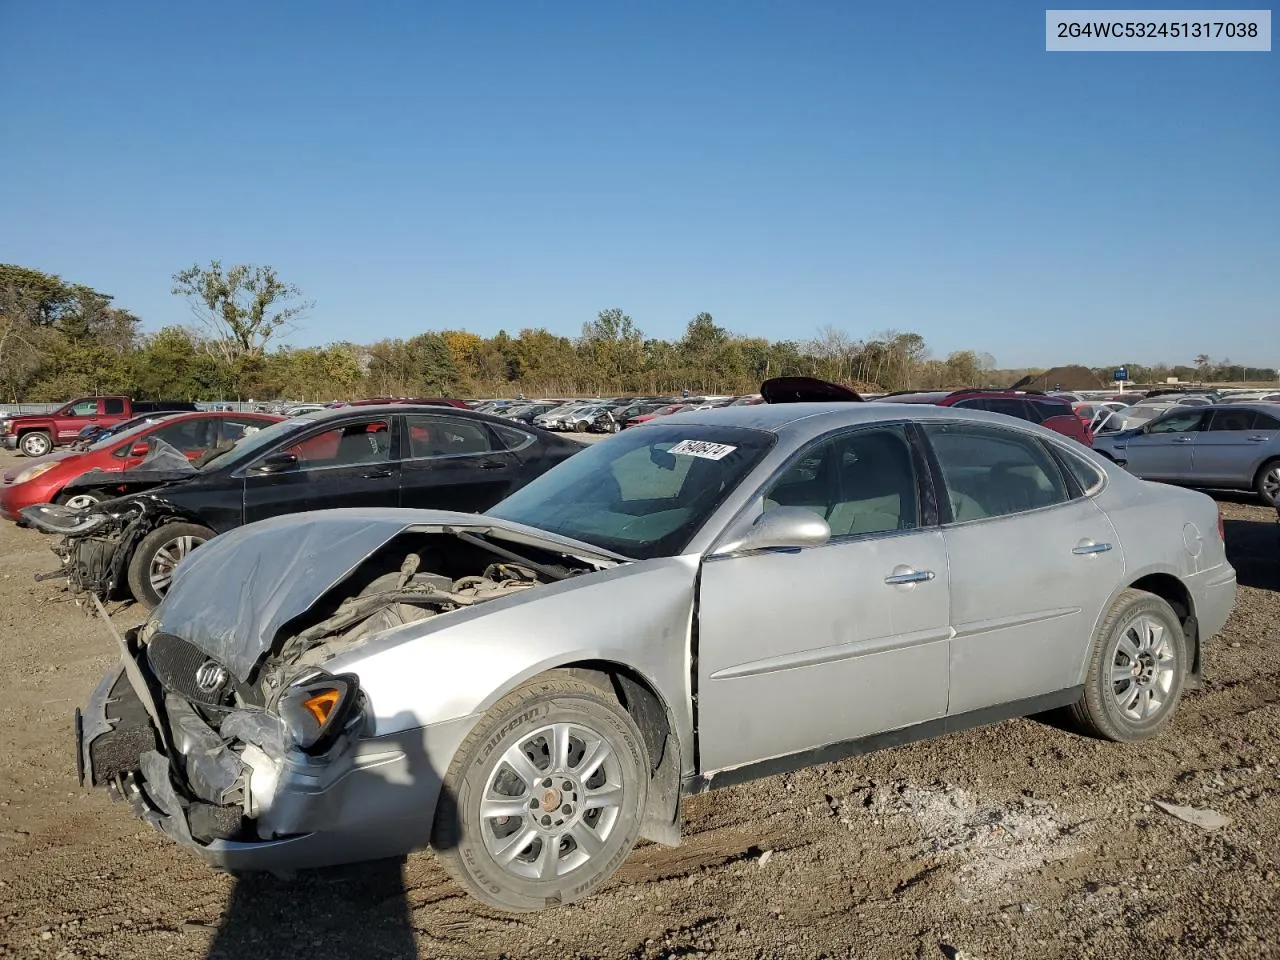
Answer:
626, 403, 690, 428
880, 389, 1094, 445
0, 411, 281, 520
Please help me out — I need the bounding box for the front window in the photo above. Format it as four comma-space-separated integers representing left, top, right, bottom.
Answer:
1147, 410, 1205, 434
764, 425, 921, 537
70, 400, 97, 417
281, 418, 391, 468
487, 424, 776, 559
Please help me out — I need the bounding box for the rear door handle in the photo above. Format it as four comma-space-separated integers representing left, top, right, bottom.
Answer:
1248, 436, 1269, 442
1073, 541, 1113, 555
1174, 436, 1194, 443
884, 568, 935, 585
479, 460, 508, 470
362, 469, 393, 479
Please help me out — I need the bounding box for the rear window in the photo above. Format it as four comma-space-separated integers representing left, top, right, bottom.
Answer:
1030, 399, 1072, 421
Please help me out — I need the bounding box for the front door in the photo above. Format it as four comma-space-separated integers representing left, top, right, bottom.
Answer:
1191, 408, 1280, 487
920, 422, 1125, 715
398, 413, 520, 513
243, 415, 399, 524
1118, 408, 1206, 480
696, 424, 951, 773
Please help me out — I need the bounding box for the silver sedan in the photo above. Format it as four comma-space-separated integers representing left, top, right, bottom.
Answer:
76, 402, 1237, 911
1093, 402, 1280, 505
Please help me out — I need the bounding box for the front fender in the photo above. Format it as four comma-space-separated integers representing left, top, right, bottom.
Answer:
325, 555, 700, 777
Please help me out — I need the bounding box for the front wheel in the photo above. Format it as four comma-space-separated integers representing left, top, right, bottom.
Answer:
433, 672, 649, 912
1069, 589, 1186, 741
126, 521, 214, 609
19, 431, 52, 457
55, 489, 107, 512
1255, 458, 1280, 506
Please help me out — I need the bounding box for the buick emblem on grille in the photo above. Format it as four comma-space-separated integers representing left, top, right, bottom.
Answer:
194, 661, 229, 694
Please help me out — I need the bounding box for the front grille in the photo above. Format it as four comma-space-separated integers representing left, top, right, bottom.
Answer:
146, 633, 231, 707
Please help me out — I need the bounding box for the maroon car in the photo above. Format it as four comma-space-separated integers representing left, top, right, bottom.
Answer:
880, 389, 1094, 446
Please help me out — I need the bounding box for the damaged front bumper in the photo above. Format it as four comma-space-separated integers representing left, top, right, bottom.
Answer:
76, 613, 475, 874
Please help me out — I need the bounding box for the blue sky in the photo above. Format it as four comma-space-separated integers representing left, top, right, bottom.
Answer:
2, 1, 1275, 368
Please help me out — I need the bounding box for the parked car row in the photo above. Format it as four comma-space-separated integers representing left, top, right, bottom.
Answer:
0, 396, 200, 457
55, 376, 1237, 915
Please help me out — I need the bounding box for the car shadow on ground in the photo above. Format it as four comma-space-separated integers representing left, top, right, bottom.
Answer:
205, 857, 419, 959
1223, 517, 1279, 592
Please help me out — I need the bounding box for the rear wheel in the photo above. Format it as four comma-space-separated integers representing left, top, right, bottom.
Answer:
1255, 458, 1280, 506
1069, 589, 1186, 741
19, 431, 52, 457
433, 672, 648, 912
126, 521, 214, 609
55, 489, 106, 512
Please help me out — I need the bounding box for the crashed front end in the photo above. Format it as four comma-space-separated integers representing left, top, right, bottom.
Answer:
25, 498, 154, 603
76, 614, 436, 872
72, 511, 595, 873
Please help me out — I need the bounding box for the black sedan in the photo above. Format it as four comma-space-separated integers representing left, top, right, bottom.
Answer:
25, 404, 583, 609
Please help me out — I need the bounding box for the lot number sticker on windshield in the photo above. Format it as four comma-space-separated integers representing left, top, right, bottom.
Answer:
667, 440, 737, 460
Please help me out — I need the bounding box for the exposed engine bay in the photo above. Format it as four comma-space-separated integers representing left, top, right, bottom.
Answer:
78, 529, 600, 852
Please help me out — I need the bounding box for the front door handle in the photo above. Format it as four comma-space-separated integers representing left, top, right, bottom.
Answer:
884, 568, 935, 585
479, 460, 508, 470
1174, 436, 1194, 443
362, 469, 393, 479
1073, 541, 1113, 555
1248, 436, 1269, 442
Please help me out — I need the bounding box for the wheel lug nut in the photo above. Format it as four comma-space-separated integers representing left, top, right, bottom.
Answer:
530, 799, 539, 809
542, 778, 552, 788
541, 815, 551, 826
561, 804, 572, 815
562, 781, 573, 791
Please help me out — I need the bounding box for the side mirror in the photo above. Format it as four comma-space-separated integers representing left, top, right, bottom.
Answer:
129, 442, 150, 457
730, 506, 831, 553
252, 452, 299, 475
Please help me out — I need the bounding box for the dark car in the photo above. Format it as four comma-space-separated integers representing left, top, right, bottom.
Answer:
880, 389, 1093, 446
25, 404, 583, 609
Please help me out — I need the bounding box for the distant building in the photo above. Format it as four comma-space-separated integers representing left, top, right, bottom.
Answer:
1025, 365, 1106, 391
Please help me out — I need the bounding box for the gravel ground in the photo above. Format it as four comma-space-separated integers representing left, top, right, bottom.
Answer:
0, 447, 1276, 960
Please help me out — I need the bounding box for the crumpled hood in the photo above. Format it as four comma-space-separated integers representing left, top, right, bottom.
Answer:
154, 507, 628, 682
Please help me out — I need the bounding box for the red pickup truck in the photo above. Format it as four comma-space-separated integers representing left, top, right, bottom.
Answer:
0, 397, 195, 457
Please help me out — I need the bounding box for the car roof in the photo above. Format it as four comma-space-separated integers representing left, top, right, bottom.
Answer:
656, 400, 1080, 442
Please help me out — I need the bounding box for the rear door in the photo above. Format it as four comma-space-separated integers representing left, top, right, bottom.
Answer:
922, 421, 1124, 713
243, 415, 398, 523
1191, 408, 1280, 486
1115, 408, 1206, 480
398, 413, 520, 512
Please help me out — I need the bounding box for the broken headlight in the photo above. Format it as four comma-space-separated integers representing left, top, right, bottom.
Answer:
276, 671, 363, 754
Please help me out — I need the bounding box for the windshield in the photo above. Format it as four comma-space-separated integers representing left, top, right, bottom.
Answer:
87, 416, 177, 451
487, 423, 775, 560
197, 410, 326, 470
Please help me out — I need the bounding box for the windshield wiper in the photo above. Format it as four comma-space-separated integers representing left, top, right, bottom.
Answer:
444, 527, 572, 582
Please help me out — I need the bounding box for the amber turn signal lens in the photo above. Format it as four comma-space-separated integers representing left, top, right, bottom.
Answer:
302, 689, 342, 724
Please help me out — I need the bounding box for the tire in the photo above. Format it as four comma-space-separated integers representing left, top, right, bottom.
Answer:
126, 521, 214, 609
54, 489, 106, 512
1255, 458, 1280, 507
19, 431, 52, 457
433, 672, 649, 912
1069, 588, 1187, 742
574, 421, 589, 433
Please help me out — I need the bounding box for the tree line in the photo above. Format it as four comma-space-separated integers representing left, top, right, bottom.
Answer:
1, 262, 1273, 403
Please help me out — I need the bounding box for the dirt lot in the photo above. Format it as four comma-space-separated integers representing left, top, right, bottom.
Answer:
0, 446, 1276, 960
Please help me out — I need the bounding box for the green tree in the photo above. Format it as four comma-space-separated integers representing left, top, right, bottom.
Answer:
172, 261, 311, 361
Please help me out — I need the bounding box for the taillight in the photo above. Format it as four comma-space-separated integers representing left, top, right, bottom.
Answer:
1216, 505, 1225, 541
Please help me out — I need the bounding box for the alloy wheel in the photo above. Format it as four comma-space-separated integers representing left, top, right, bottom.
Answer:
148, 534, 207, 594
479, 721, 625, 881
1110, 613, 1177, 722
1262, 465, 1280, 505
